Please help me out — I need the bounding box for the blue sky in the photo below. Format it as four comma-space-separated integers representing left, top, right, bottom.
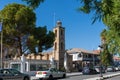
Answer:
0, 0, 105, 51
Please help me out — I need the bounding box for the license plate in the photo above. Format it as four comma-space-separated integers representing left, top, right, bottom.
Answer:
37, 72, 42, 74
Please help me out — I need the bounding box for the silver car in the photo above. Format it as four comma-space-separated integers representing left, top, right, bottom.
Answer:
94, 66, 106, 73
0, 68, 30, 80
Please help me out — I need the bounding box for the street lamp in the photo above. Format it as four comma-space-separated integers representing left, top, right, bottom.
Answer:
97, 45, 103, 77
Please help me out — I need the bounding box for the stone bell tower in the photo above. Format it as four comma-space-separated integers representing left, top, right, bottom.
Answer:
53, 21, 65, 69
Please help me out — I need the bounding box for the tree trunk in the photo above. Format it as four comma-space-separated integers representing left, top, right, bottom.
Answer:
18, 37, 23, 56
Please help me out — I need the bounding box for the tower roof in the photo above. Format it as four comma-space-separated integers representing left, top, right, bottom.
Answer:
56, 20, 62, 27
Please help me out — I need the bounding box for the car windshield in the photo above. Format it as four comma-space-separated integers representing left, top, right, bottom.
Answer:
95, 66, 105, 68
9, 69, 21, 74
37, 67, 49, 71
83, 67, 89, 69
95, 66, 100, 68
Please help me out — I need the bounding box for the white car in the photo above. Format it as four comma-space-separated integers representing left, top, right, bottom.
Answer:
106, 66, 115, 72
36, 67, 66, 80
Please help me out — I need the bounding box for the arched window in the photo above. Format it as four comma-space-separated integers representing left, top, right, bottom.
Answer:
78, 53, 82, 57
55, 30, 57, 37
55, 42, 57, 50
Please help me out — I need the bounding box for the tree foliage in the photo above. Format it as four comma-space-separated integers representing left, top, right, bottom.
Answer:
0, 3, 36, 56
79, 0, 120, 65
22, 0, 45, 9
0, 3, 55, 57
101, 29, 120, 54
79, 0, 113, 24
101, 43, 114, 66
79, 0, 120, 54
27, 26, 55, 53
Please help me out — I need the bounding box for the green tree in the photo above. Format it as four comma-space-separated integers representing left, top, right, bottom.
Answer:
0, 3, 36, 56
78, 0, 120, 54
100, 29, 120, 66
101, 43, 113, 66
27, 26, 55, 53
22, 0, 45, 9
101, 29, 120, 54
78, 0, 120, 66
0, 3, 55, 57
79, 0, 113, 23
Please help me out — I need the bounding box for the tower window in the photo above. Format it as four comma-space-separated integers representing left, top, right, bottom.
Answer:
55, 30, 57, 37
61, 30, 63, 36
47, 54, 49, 60
55, 42, 57, 50
61, 42, 63, 50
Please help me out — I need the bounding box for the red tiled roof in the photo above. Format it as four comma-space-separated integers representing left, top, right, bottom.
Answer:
67, 48, 99, 55
93, 50, 100, 55
113, 56, 120, 61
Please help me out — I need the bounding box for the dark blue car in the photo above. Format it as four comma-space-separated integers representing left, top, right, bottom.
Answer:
82, 67, 97, 75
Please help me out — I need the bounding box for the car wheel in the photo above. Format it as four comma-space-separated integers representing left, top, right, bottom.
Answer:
39, 78, 43, 80
0, 78, 3, 80
63, 74, 66, 78
24, 77, 29, 80
48, 75, 53, 80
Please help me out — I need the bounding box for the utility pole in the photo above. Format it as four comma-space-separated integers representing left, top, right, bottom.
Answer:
0, 22, 3, 68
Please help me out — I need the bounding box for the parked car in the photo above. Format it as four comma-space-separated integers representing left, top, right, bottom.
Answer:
106, 66, 116, 72
114, 66, 119, 71
0, 68, 30, 80
36, 67, 66, 80
82, 67, 97, 75
94, 66, 106, 73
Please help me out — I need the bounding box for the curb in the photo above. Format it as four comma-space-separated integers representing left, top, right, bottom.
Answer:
102, 73, 120, 80
67, 73, 82, 77
31, 72, 120, 80
66, 74, 81, 77
84, 72, 120, 80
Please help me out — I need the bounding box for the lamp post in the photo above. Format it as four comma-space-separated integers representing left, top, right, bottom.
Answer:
98, 45, 103, 77
0, 22, 3, 69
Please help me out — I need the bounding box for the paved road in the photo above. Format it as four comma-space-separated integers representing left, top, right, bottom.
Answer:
58, 71, 120, 80
31, 71, 120, 80
105, 75, 120, 80
60, 75, 120, 80
58, 74, 100, 80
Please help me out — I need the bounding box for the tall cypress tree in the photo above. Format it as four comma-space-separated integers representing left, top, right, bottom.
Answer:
101, 43, 114, 67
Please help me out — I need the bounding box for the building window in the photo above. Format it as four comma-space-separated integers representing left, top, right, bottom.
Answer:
55, 42, 57, 50
86, 54, 88, 58
61, 42, 63, 50
11, 64, 21, 71
83, 54, 88, 58
55, 30, 57, 37
61, 29, 63, 36
88, 54, 92, 58
30, 64, 36, 71
30, 64, 48, 71
78, 53, 82, 57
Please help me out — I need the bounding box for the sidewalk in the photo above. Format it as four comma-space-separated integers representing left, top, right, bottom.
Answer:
67, 72, 120, 80
66, 72, 82, 77
84, 72, 120, 80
